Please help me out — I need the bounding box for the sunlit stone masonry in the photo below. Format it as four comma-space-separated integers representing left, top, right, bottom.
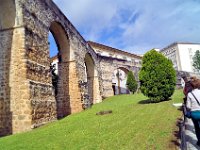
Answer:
0, 0, 142, 136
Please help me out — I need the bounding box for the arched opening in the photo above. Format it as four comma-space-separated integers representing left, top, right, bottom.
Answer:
49, 21, 70, 118
49, 22, 70, 62
112, 67, 129, 95
49, 31, 59, 94
84, 53, 95, 106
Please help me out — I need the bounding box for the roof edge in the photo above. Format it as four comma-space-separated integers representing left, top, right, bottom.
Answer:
88, 41, 142, 59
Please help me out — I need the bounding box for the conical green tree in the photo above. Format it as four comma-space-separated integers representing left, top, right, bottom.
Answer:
193, 50, 200, 72
139, 49, 176, 102
126, 71, 137, 94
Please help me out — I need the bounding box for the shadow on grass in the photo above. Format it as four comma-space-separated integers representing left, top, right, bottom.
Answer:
177, 106, 183, 112
169, 118, 182, 148
138, 99, 152, 104
138, 98, 172, 104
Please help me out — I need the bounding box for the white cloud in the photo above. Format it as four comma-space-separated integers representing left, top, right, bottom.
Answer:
53, 0, 200, 54
53, 0, 119, 41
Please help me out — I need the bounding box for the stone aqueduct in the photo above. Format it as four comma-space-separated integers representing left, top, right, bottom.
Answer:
0, 0, 142, 136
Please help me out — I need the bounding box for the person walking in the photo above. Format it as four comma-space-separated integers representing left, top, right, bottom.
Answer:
181, 75, 193, 99
181, 75, 193, 121
186, 77, 200, 146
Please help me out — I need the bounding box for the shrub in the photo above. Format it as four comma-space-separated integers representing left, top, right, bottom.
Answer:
193, 50, 200, 72
126, 71, 138, 94
139, 49, 176, 102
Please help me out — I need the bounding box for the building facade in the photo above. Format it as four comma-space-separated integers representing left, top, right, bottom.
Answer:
160, 42, 200, 73
88, 41, 142, 96
52, 41, 142, 97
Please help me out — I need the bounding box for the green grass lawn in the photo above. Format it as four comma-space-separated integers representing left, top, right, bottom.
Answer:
0, 90, 183, 150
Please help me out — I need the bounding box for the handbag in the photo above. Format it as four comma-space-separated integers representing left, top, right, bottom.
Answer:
189, 92, 200, 120
191, 111, 200, 120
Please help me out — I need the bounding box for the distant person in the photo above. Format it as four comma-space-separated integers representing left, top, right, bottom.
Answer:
182, 75, 193, 122
50, 64, 58, 95
186, 77, 200, 146
181, 75, 193, 103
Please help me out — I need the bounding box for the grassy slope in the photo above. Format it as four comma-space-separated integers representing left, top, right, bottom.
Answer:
0, 90, 183, 150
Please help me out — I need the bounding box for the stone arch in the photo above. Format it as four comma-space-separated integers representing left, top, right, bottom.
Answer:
49, 21, 70, 62
112, 67, 130, 95
84, 53, 96, 105
49, 21, 71, 118
118, 67, 129, 74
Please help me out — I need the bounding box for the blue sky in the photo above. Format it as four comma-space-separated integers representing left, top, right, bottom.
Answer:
50, 0, 200, 56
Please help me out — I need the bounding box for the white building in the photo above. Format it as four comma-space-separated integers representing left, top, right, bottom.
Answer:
160, 42, 200, 73
112, 69, 129, 95
51, 55, 59, 75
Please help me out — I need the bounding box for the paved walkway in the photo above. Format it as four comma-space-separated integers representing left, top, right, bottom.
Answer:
172, 103, 199, 149
182, 118, 200, 150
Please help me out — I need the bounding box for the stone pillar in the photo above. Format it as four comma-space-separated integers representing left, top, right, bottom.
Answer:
102, 81, 114, 98
0, 0, 31, 135
101, 70, 115, 98
9, 27, 32, 134
86, 75, 102, 104
57, 61, 82, 117
92, 76, 102, 104
68, 61, 82, 113
87, 76, 93, 104
56, 62, 70, 118
0, 29, 13, 136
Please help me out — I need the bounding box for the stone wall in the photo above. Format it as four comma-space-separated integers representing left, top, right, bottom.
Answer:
98, 55, 141, 98
0, 0, 103, 136
89, 42, 142, 98
22, 0, 57, 130
0, 0, 143, 136
21, 0, 103, 130
99, 57, 115, 98
9, 27, 33, 134
0, 29, 13, 136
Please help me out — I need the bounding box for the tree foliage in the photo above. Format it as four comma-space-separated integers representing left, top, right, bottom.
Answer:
193, 50, 200, 72
126, 71, 137, 94
139, 49, 176, 102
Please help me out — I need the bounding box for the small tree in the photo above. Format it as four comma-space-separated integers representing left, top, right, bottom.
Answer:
126, 71, 137, 94
193, 50, 200, 72
139, 49, 176, 102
